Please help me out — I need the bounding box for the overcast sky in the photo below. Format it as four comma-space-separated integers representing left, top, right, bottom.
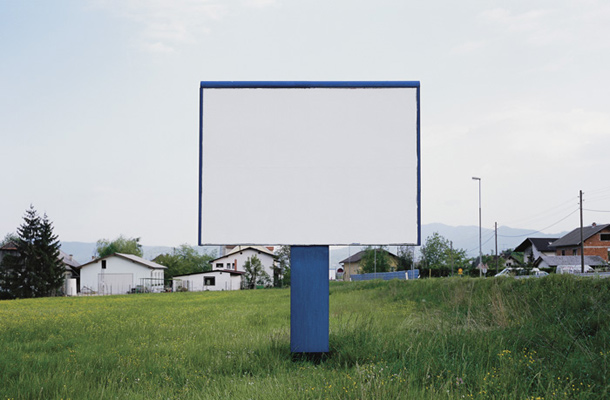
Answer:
2, 0, 610, 248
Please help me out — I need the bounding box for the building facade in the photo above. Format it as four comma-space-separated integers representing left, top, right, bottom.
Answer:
78, 253, 166, 295
551, 224, 610, 262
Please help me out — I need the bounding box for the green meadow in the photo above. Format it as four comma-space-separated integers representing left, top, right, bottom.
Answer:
1, 275, 610, 399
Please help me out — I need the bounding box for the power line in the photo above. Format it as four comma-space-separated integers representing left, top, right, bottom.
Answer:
584, 208, 610, 213
585, 185, 610, 195
498, 208, 579, 238
502, 196, 578, 228
467, 232, 494, 253
586, 193, 610, 203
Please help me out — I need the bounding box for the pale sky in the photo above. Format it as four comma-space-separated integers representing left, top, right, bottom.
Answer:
2, 0, 610, 248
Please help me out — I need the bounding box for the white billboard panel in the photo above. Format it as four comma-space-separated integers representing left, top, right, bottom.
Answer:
199, 82, 420, 246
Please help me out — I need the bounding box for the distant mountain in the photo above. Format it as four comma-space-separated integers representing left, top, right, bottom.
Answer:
62, 223, 567, 267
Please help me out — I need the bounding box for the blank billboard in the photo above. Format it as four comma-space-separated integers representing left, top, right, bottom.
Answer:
199, 81, 420, 246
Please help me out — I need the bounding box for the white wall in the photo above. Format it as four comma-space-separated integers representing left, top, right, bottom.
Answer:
173, 271, 241, 291
80, 256, 164, 295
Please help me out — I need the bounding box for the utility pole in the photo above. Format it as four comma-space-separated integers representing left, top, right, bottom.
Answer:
450, 241, 454, 276
580, 190, 585, 274
348, 246, 351, 281
411, 246, 415, 279
374, 247, 377, 278
495, 222, 498, 274
472, 177, 482, 277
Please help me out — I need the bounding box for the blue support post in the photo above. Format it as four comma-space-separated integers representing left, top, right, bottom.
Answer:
290, 245, 329, 353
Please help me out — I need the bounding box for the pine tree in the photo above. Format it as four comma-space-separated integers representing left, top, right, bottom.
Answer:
38, 213, 64, 296
0, 206, 64, 298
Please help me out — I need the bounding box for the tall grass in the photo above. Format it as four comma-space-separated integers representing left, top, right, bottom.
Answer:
1, 275, 609, 399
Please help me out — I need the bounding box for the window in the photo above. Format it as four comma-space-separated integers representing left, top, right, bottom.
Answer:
204, 277, 215, 286
102, 260, 107, 269
601, 233, 610, 241
561, 250, 565, 256
216, 263, 223, 269
573, 249, 578, 256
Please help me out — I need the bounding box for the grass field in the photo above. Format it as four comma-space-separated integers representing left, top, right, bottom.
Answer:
1, 275, 610, 399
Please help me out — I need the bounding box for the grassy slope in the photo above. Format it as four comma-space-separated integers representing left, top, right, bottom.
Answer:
1, 275, 609, 399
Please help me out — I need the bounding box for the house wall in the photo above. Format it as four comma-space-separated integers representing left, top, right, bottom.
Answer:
523, 247, 535, 262
342, 261, 361, 281
174, 271, 241, 291
80, 257, 164, 295
213, 249, 275, 281
173, 273, 205, 291
555, 229, 610, 261
341, 254, 399, 281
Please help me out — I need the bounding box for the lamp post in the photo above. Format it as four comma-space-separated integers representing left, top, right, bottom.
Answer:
472, 177, 482, 277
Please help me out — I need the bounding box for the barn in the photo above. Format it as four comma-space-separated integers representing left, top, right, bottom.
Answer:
78, 253, 166, 295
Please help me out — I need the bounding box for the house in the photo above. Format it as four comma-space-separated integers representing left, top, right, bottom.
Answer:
59, 250, 80, 296
210, 246, 276, 282
221, 245, 274, 256
514, 237, 559, 264
0, 241, 18, 266
78, 253, 166, 295
173, 270, 244, 291
534, 255, 607, 271
550, 223, 610, 261
173, 246, 277, 291
504, 253, 523, 268
339, 249, 398, 281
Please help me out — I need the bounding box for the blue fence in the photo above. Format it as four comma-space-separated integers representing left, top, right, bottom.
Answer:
351, 270, 419, 281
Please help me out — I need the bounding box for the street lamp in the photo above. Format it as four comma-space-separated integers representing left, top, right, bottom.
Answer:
472, 177, 482, 277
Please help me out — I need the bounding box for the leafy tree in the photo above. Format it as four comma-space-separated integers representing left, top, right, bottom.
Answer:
95, 235, 143, 258
0, 206, 64, 298
154, 244, 215, 280
500, 248, 514, 258
396, 245, 415, 271
522, 252, 535, 273
360, 246, 392, 274
273, 246, 290, 287
243, 255, 270, 289
480, 253, 506, 275
1, 233, 18, 246
420, 232, 469, 276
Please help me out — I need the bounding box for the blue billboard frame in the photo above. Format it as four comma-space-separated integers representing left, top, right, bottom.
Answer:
198, 81, 421, 247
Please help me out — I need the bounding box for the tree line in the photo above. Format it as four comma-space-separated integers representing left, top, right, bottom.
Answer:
1, 206, 505, 300
356, 232, 507, 277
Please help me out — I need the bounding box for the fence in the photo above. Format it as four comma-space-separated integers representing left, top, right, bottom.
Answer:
351, 270, 419, 281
